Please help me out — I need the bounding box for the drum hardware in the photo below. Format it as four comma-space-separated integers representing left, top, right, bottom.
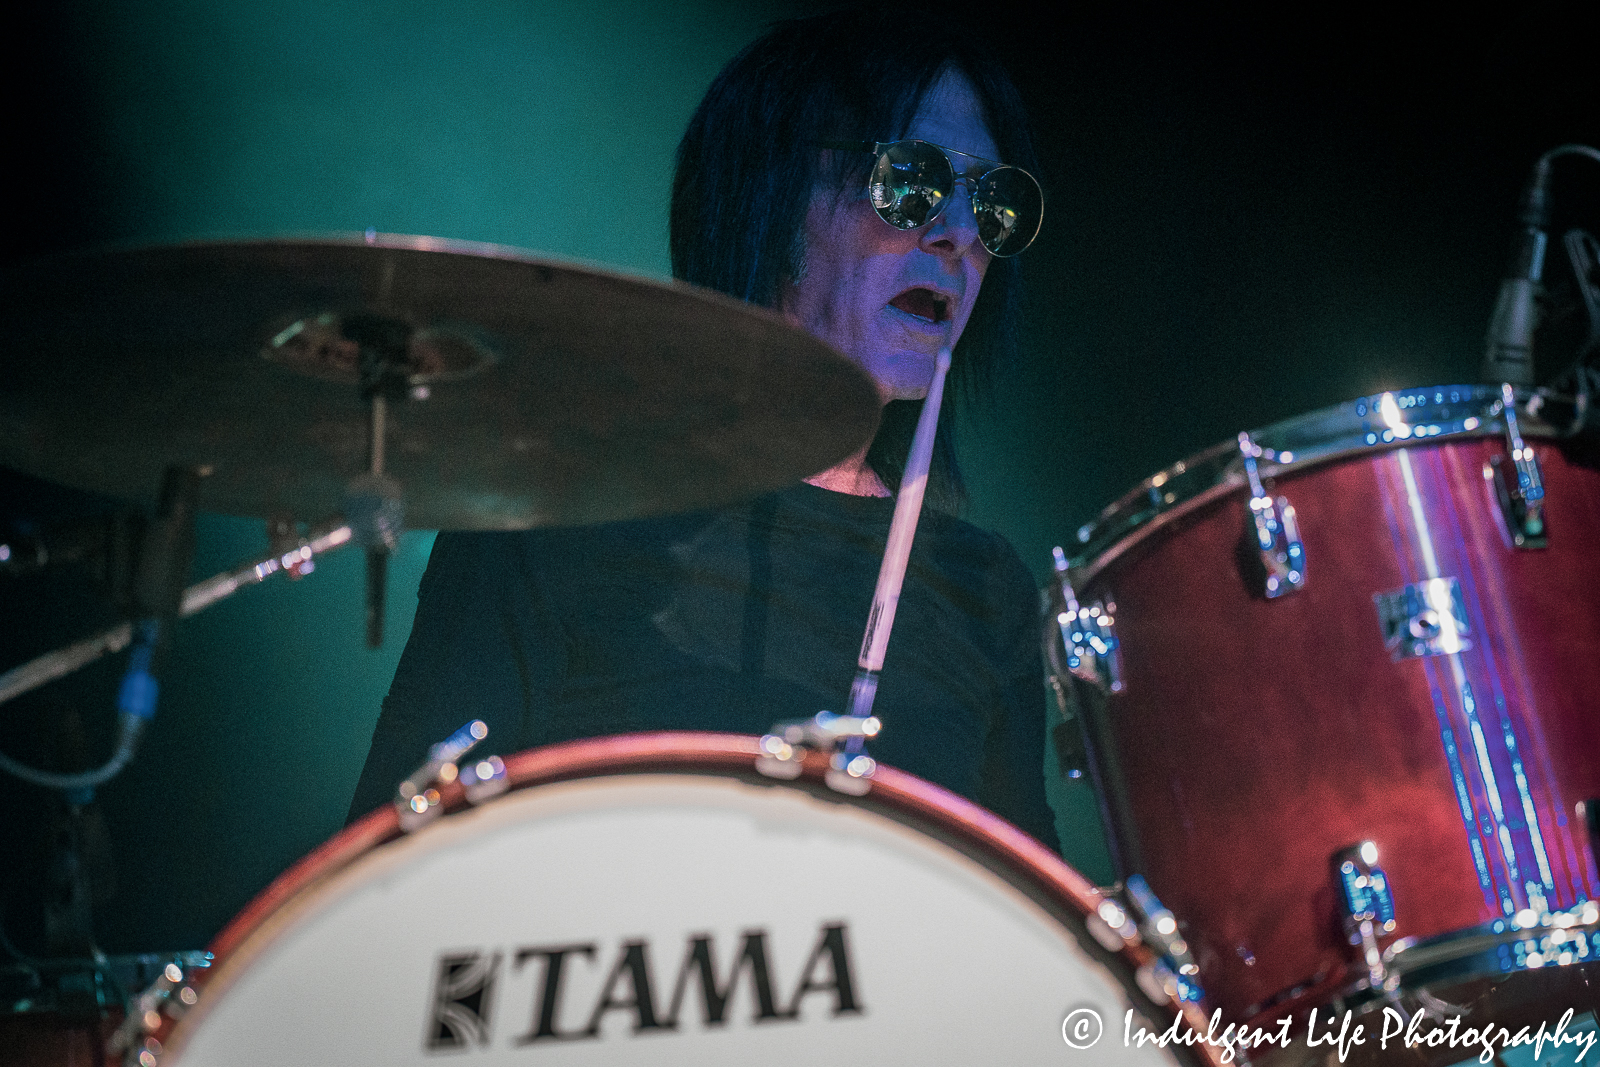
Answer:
0, 466, 202, 794
1071, 384, 1565, 590
1050, 546, 1122, 696
1123, 874, 1203, 1007
106, 958, 209, 1067
1487, 456, 1547, 548
756, 710, 881, 795
1043, 553, 1134, 879
1373, 577, 1471, 660
1268, 899, 1600, 1037
0, 945, 210, 1067
1379, 899, 1600, 991
1238, 433, 1305, 599
344, 311, 420, 649
263, 516, 317, 579
459, 755, 510, 805
1331, 842, 1397, 991
0, 517, 354, 711
1486, 382, 1549, 548
395, 720, 490, 831
1084, 893, 1142, 951
1084, 894, 1204, 1030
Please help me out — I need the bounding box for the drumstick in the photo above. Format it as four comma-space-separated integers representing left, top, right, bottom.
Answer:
846, 347, 953, 722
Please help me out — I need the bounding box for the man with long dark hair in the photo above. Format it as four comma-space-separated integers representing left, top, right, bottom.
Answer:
350, 10, 1057, 850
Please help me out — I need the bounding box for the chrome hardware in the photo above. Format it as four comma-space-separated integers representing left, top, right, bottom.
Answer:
1239, 433, 1305, 598
396, 719, 488, 831
1123, 874, 1203, 1003
1374, 577, 1471, 660
459, 754, 508, 805
1486, 382, 1548, 549
756, 710, 881, 796
1091, 876, 1205, 1008
1135, 961, 1198, 1015
108, 956, 213, 1066
1071, 386, 1562, 592
266, 516, 317, 579
1333, 842, 1397, 989
1084, 895, 1142, 953
1050, 547, 1123, 694
1382, 899, 1600, 990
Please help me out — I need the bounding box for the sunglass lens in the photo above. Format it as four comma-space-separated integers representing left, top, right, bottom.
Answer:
974, 167, 1043, 256
869, 141, 953, 230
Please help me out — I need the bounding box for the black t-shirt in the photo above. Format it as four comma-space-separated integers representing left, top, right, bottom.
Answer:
348, 482, 1058, 850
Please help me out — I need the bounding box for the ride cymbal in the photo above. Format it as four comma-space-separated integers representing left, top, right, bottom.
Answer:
0, 235, 880, 530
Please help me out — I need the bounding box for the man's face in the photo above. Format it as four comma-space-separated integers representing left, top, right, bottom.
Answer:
780, 69, 998, 404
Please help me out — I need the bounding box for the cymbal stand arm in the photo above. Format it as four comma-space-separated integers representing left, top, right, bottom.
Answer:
0, 519, 353, 711
0, 466, 200, 792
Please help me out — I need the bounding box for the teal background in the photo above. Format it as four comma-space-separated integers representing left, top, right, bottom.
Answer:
3, 2, 1596, 955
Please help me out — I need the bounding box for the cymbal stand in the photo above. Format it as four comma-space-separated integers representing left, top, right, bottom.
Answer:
0, 467, 199, 793
0, 519, 354, 713
343, 314, 411, 649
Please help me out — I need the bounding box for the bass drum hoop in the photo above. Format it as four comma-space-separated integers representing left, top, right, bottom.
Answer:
157, 731, 1216, 1064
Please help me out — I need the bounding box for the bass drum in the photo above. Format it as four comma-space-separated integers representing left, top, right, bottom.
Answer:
1051, 384, 1600, 1038
148, 733, 1208, 1066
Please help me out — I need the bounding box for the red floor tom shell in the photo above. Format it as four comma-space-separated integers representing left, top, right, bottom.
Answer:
1050, 384, 1600, 1030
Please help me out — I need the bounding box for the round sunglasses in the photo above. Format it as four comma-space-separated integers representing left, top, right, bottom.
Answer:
819, 139, 1044, 257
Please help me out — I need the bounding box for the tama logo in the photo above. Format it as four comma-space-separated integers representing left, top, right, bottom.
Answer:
426, 922, 862, 1051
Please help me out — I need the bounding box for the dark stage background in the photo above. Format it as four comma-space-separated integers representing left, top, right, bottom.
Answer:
3, 2, 1596, 958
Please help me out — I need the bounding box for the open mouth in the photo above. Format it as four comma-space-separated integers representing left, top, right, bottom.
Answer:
888, 287, 950, 324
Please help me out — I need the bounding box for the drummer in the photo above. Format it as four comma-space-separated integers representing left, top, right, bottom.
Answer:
348, 10, 1058, 851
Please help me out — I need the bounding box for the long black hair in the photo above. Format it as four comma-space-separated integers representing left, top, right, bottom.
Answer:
670, 10, 1038, 511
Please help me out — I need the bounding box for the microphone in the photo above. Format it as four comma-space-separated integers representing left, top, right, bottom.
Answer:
1482, 158, 1552, 387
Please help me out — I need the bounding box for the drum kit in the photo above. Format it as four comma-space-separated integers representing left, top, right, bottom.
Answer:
0, 235, 1210, 1066
2, 146, 1599, 1064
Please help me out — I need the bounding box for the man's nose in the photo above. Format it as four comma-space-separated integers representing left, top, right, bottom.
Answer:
918, 181, 983, 258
